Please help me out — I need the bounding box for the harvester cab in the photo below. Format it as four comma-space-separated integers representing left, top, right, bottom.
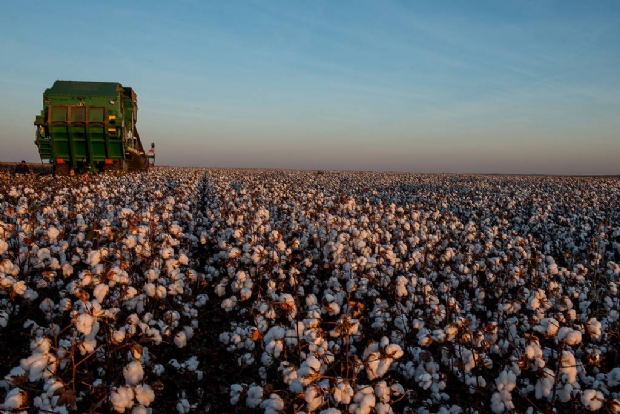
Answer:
34, 80, 153, 175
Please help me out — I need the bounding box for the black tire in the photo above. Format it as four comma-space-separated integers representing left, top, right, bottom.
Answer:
127, 154, 149, 172
54, 163, 70, 176
103, 160, 125, 173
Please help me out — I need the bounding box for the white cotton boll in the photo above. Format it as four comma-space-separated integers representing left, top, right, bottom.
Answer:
76, 313, 94, 335
333, 382, 354, 404
125, 236, 137, 249
365, 354, 383, 380
297, 355, 321, 378
80, 334, 98, 355
183, 326, 194, 341
0, 310, 9, 328
174, 331, 187, 348
112, 328, 126, 344
161, 247, 174, 259
533, 318, 559, 337
47, 226, 60, 240
459, 348, 476, 372
465, 375, 487, 394
123, 361, 144, 386
93, 283, 109, 303
237, 352, 254, 366
586, 318, 602, 340
183, 356, 200, 371
349, 387, 376, 414
144, 283, 156, 297
178, 254, 189, 265
147, 269, 159, 281
230, 384, 244, 405
535, 368, 555, 399
556, 382, 574, 403
176, 398, 190, 414
32, 336, 51, 354
134, 384, 155, 406
390, 383, 405, 397
23, 288, 38, 301
279, 293, 297, 319
87, 250, 101, 266
153, 364, 165, 376
276, 240, 286, 251
549, 263, 559, 275
560, 351, 577, 383
418, 331, 433, 347
384, 344, 403, 358
490, 391, 514, 413
155, 285, 167, 299
222, 296, 237, 312
375, 402, 393, 414
215, 282, 227, 297
6, 366, 26, 382
320, 409, 342, 414
195, 293, 208, 307
0, 239, 8, 255
38, 248, 52, 261
260, 393, 285, 414
228, 248, 242, 259
581, 389, 604, 411
110, 386, 135, 413
608, 367, 620, 387
495, 370, 516, 393
306, 294, 318, 307
21, 353, 48, 382
131, 406, 149, 414
62, 263, 74, 277
1, 387, 25, 410
246, 385, 264, 408
305, 386, 324, 412
13, 281, 27, 296
261, 351, 274, 366
374, 381, 390, 403
119, 208, 133, 218
418, 373, 432, 390
219, 331, 231, 344
557, 327, 582, 346
240, 287, 252, 301
79, 271, 93, 287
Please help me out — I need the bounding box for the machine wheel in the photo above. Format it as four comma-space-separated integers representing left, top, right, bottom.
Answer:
54, 163, 71, 176
103, 160, 125, 173
127, 153, 149, 172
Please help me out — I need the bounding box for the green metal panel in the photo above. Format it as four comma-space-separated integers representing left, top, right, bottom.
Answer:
71, 106, 86, 122
89, 107, 105, 122
54, 140, 70, 158
51, 106, 67, 122
45, 81, 120, 97
108, 140, 124, 158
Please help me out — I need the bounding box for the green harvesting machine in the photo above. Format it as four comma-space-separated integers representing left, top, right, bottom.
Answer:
34, 80, 155, 175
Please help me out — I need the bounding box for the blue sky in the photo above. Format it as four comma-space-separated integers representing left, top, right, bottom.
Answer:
1, 0, 619, 175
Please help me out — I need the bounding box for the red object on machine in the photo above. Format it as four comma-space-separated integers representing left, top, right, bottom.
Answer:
56, 158, 65, 164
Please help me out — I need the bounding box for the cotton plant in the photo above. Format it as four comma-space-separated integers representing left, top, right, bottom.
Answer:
362, 337, 404, 380
0, 169, 208, 412
2, 168, 620, 413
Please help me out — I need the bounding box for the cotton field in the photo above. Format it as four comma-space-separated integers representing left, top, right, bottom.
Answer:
0, 168, 619, 414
